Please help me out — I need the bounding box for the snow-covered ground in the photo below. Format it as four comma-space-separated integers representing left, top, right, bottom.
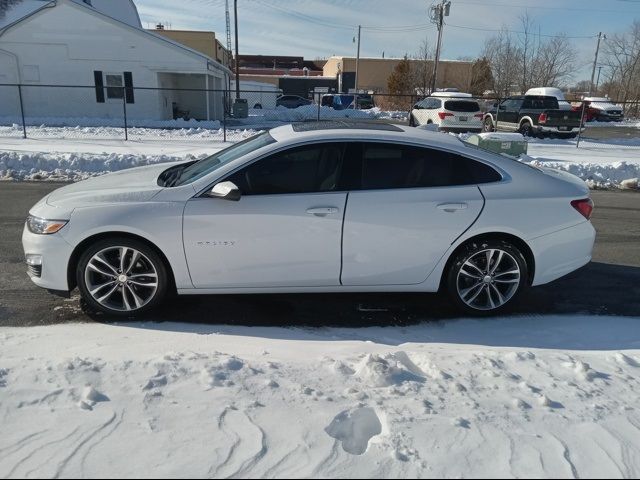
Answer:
1, 126, 639, 186
1, 315, 639, 478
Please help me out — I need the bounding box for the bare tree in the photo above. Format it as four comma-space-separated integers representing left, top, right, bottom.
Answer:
602, 20, 640, 103
531, 35, 577, 87
482, 28, 522, 97
409, 38, 434, 96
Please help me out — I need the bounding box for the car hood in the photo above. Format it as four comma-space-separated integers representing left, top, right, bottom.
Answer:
46, 163, 172, 208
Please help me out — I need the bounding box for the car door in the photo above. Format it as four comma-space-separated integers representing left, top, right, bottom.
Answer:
341, 143, 486, 286
412, 99, 430, 125
183, 142, 348, 288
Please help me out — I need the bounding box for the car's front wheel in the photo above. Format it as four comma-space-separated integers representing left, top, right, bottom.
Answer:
446, 240, 528, 315
482, 116, 495, 132
76, 237, 169, 316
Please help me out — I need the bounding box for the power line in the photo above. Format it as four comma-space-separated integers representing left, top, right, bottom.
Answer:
446, 23, 598, 39
454, 0, 638, 13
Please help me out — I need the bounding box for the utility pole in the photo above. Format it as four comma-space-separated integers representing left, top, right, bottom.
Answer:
595, 66, 603, 94
589, 32, 605, 96
234, 0, 240, 100
429, 0, 451, 94
354, 25, 362, 94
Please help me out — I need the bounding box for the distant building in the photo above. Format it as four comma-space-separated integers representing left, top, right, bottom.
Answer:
323, 56, 474, 93
0, 0, 230, 123
150, 27, 233, 69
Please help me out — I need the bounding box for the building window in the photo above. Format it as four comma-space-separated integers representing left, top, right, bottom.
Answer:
105, 73, 124, 100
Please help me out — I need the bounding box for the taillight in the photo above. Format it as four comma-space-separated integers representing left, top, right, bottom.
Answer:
539, 113, 548, 124
438, 112, 454, 120
571, 198, 594, 220
474, 113, 484, 118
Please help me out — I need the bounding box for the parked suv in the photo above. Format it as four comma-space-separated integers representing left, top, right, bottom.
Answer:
483, 95, 583, 138
410, 93, 483, 133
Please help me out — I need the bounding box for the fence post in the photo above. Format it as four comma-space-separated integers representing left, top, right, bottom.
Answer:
495, 97, 500, 132
17, 84, 27, 139
576, 100, 587, 149
122, 88, 128, 141
317, 92, 321, 121
223, 89, 227, 143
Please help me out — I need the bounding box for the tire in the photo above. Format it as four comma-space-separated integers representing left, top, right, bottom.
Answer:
254, 103, 263, 109
482, 116, 495, 132
446, 239, 528, 316
76, 237, 169, 316
519, 121, 535, 138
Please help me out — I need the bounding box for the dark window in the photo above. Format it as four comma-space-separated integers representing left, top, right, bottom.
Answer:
522, 96, 559, 110
105, 74, 124, 100
226, 143, 345, 195
359, 143, 501, 190
444, 100, 480, 112
123, 71, 134, 104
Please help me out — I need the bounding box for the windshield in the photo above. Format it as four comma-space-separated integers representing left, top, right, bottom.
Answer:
170, 131, 276, 187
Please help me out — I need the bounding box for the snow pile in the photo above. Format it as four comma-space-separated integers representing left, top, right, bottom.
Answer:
0, 151, 205, 181
1, 315, 639, 477
0, 116, 223, 130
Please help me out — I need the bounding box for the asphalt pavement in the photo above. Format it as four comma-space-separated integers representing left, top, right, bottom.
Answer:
1, 182, 639, 327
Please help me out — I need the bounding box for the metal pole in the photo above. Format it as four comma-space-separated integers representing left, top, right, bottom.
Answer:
17, 84, 27, 139
317, 91, 321, 121
223, 89, 227, 142
588, 32, 603, 96
234, 0, 240, 101
576, 100, 587, 148
355, 25, 361, 94
122, 87, 128, 141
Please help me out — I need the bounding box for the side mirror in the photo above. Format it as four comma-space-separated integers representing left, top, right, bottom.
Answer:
209, 181, 241, 201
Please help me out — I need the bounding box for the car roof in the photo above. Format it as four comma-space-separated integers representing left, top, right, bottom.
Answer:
268, 122, 464, 149
431, 92, 473, 98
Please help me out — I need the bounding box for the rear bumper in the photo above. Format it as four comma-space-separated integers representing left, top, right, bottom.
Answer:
535, 125, 584, 134
22, 224, 74, 291
530, 221, 596, 286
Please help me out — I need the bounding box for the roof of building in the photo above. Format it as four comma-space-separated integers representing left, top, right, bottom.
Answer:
0, 0, 53, 31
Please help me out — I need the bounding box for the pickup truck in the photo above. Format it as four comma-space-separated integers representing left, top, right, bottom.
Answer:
483, 95, 583, 138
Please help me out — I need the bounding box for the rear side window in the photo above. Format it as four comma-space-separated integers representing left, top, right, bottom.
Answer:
444, 100, 480, 112
358, 143, 501, 190
226, 143, 345, 195
523, 96, 559, 110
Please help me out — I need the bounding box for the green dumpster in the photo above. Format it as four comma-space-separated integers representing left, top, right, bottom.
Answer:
466, 133, 528, 157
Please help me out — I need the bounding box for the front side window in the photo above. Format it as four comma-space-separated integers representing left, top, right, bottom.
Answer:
359, 143, 501, 190
226, 143, 345, 195
105, 74, 124, 99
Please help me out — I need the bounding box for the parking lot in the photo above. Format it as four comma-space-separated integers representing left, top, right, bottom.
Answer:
1, 182, 639, 327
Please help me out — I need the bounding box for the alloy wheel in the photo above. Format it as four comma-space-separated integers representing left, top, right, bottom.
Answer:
456, 248, 521, 311
84, 246, 159, 312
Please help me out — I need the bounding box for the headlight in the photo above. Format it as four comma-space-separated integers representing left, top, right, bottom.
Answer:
26, 215, 68, 235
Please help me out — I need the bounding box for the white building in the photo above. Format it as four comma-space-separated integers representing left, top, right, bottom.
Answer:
0, 0, 230, 123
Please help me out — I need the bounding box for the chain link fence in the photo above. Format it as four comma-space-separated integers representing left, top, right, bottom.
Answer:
0, 83, 639, 150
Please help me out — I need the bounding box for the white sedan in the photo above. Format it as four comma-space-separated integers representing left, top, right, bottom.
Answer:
23, 123, 596, 316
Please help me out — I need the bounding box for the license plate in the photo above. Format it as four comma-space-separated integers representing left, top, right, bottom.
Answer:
559, 126, 569, 131
459, 116, 468, 121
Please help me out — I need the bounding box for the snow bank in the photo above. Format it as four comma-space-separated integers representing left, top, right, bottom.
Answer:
0, 116, 222, 130
1, 315, 639, 478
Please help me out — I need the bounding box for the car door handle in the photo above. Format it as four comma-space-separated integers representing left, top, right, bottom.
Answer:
306, 207, 339, 216
437, 203, 468, 212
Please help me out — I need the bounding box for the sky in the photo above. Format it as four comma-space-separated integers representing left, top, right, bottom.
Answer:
135, 0, 640, 81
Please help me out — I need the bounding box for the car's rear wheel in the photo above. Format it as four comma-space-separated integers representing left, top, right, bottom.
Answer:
519, 121, 535, 137
76, 237, 168, 316
482, 116, 495, 132
446, 240, 528, 315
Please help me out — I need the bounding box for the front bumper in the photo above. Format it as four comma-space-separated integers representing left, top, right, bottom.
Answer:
530, 220, 596, 286
22, 223, 74, 291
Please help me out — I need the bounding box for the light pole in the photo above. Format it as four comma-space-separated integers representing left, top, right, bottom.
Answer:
234, 0, 240, 100
430, 0, 451, 94
595, 66, 603, 94
354, 25, 361, 94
